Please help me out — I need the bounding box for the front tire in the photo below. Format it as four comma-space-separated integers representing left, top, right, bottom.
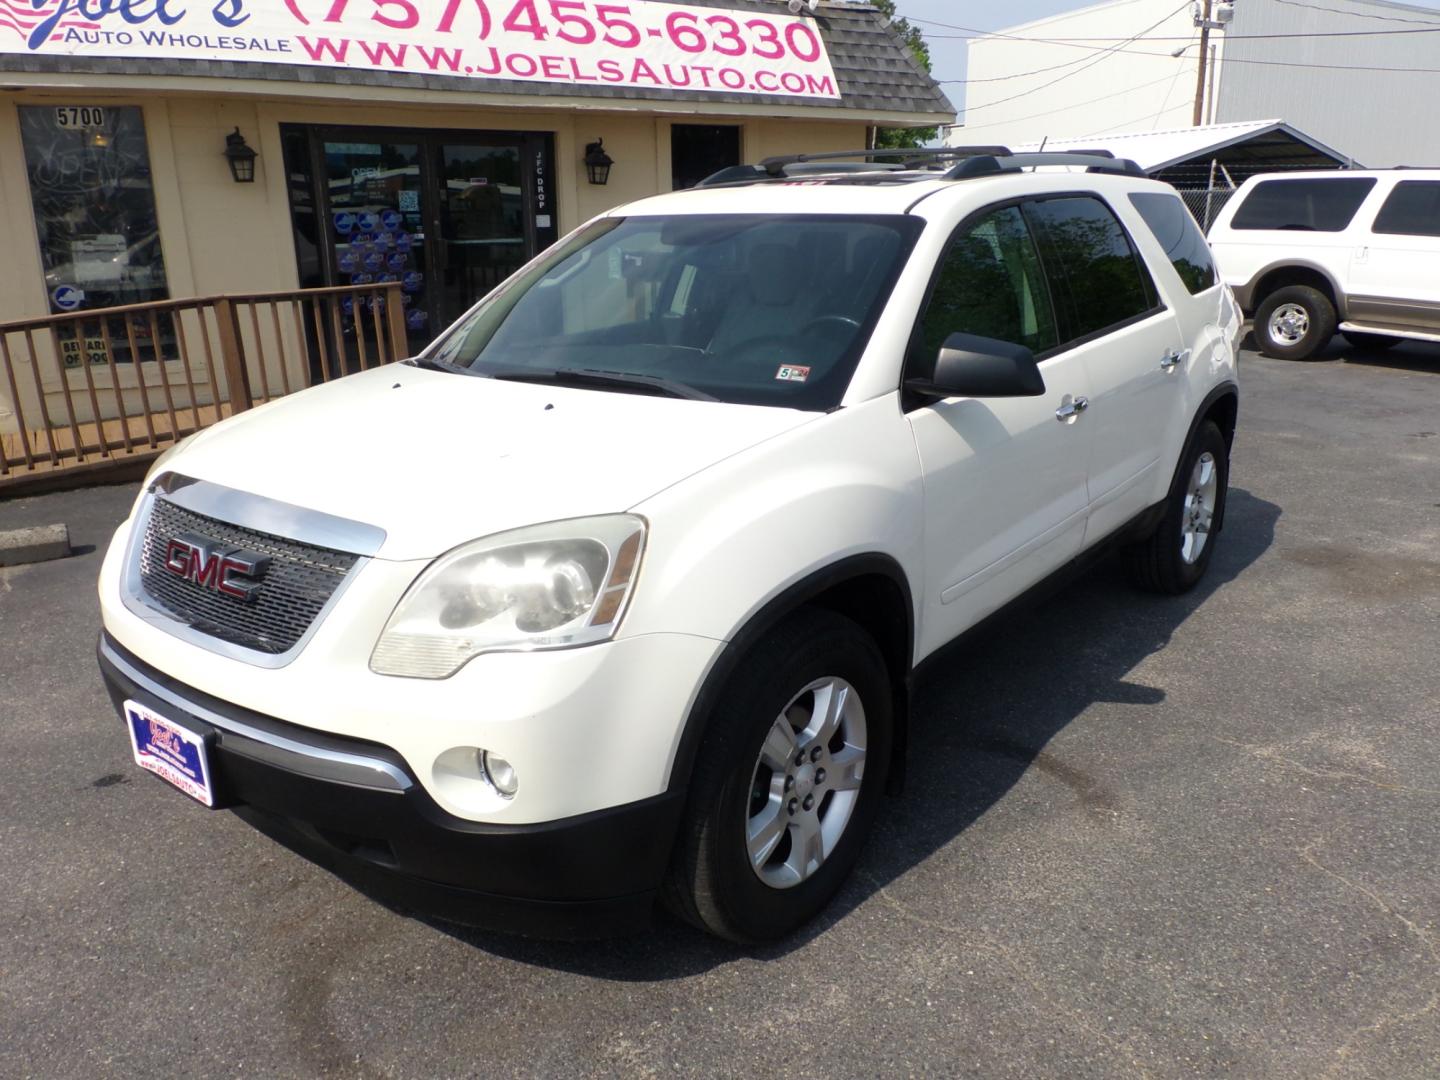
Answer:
663, 609, 893, 943
1122, 421, 1229, 595
1254, 285, 1336, 360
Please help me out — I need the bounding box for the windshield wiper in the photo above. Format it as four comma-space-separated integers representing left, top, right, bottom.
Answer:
490, 368, 716, 402
404, 356, 481, 376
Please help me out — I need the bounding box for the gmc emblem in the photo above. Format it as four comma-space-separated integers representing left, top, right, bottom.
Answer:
163, 533, 270, 602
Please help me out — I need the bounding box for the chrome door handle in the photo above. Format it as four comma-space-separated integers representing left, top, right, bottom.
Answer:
1161, 349, 1189, 372
1055, 396, 1090, 422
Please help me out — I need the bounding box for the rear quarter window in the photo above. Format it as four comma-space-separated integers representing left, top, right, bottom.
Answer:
1372, 181, 1440, 238
1129, 192, 1217, 295
1230, 177, 1378, 233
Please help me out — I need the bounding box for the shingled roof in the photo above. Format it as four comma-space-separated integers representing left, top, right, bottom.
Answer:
0, 1, 954, 123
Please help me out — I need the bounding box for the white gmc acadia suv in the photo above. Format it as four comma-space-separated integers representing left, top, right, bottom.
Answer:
98, 151, 1242, 942
1208, 168, 1440, 360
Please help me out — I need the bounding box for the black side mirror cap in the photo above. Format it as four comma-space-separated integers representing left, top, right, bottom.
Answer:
904, 332, 1047, 400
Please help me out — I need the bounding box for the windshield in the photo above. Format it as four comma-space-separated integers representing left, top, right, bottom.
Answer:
425, 213, 922, 410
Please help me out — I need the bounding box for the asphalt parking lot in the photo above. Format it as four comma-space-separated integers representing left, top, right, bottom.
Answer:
1, 341, 1437, 1079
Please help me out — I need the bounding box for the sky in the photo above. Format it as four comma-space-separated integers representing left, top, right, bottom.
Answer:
892, 0, 1440, 112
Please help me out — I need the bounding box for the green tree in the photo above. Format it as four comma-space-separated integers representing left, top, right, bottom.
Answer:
872, 0, 939, 150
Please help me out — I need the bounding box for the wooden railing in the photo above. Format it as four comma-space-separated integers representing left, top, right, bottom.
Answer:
0, 282, 409, 492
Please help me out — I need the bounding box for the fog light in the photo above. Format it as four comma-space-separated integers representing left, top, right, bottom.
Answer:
481, 751, 518, 798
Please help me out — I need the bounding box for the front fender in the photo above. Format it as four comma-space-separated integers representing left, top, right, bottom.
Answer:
621, 394, 924, 647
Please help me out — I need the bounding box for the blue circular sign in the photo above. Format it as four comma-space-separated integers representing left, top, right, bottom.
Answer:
357, 212, 380, 233
340, 297, 354, 315
406, 309, 429, 330
379, 272, 399, 284
363, 252, 385, 272
337, 252, 358, 275
380, 209, 402, 231
387, 253, 409, 272
394, 232, 413, 252
333, 211, 356, 235
51, 284, 82, 311
351, 272, 373, 286
402, 271, 423, 293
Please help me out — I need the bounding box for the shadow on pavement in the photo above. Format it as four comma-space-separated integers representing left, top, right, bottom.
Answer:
1241, 329, 1439, 374
346, 488, 1282, 979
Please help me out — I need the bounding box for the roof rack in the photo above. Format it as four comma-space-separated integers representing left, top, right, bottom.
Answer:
692, 147, 1147, 189
756, 146, 1015, 176
945, 153, 1147, 179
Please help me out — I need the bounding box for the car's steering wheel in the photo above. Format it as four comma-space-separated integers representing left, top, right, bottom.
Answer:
722, 334, 810, 365
800, 315, 861, 336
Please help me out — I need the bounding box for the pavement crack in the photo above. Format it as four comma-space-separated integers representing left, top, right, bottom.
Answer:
1208, 735, 1440, 796
863, 874, 1158, 1080
1299, 842, 1440, 1077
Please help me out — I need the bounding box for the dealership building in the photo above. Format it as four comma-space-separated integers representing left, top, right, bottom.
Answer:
0, 0, 951, 344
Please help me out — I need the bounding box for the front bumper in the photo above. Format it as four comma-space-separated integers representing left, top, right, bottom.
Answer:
99, 633, 685, 937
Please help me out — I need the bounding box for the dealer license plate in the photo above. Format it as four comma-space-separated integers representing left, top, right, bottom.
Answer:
124, 700, 215, 807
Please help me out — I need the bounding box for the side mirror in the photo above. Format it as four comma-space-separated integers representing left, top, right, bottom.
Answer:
904, 332, 1046, 400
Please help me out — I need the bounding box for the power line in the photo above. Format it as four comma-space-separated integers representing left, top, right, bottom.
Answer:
933, 34, 1440, 83
1268, 0, 1440, 25
956, 0, 1192, 115
952, 71, 1190, 132
922, 27, 1440, 43
1087, 101, 1192, 138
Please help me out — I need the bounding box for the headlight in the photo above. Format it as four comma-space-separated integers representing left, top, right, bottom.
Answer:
370, 515, 646, 679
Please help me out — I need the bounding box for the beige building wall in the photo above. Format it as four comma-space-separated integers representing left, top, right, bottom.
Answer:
0, 86, 865, 438
2, 89, 866, 325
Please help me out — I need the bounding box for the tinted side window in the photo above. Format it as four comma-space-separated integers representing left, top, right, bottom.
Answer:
1025, 196, 1157, 342
1129, 192, 1217, 295
1230, 178, 1378, 232
1372, 181, 1440, 237
913, 206, 1058, 371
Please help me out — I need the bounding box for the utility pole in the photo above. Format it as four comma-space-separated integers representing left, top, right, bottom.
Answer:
1193, 0, 1213, 127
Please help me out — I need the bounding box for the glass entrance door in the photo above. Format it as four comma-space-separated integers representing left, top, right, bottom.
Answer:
320, 139, 429, 352
286, 126, 556, 358
435, 142, 527, 326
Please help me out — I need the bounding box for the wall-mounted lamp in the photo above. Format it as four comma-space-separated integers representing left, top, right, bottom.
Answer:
224, 127, 258, 183
583, 139, 613, 185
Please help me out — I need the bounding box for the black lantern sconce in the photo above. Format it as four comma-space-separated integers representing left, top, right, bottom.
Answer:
224, 127, 258, 183
583, 139, 613, 186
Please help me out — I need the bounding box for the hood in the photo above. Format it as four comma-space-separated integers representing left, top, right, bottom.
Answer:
168, 366, 818, 560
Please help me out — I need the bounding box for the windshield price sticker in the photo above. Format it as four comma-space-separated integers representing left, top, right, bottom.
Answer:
5, 1, 838, 100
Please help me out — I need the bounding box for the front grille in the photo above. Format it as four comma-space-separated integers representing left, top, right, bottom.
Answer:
139, 497, 359, 655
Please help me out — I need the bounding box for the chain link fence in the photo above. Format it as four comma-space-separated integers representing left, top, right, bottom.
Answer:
1177, 187, 1238, 233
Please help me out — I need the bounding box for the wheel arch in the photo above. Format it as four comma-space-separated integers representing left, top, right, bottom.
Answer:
1243, 261, 1346, 319
1180, 382, 1240, 532
665, 554, 915, 801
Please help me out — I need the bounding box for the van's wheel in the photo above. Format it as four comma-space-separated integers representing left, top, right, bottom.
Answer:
1341, 331, 1401, 351
1254, 285, 1336, 360
1121, 421, 1229, 595
663, 609, 893, 943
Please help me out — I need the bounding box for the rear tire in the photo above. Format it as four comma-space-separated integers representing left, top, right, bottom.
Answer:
1341, 331, 1402, 351
1254, 285, 1336, 360
663, 608, 893, 943
1122, 421, 1229, 595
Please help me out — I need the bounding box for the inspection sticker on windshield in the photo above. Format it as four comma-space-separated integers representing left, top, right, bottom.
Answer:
776, 365, 811, 383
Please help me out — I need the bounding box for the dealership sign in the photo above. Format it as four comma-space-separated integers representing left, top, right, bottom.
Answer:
0, 0, 841, 99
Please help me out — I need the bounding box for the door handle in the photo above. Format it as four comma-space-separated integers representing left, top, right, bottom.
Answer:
1161, 349, 1189, 372
1055, 396, 1090, 422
